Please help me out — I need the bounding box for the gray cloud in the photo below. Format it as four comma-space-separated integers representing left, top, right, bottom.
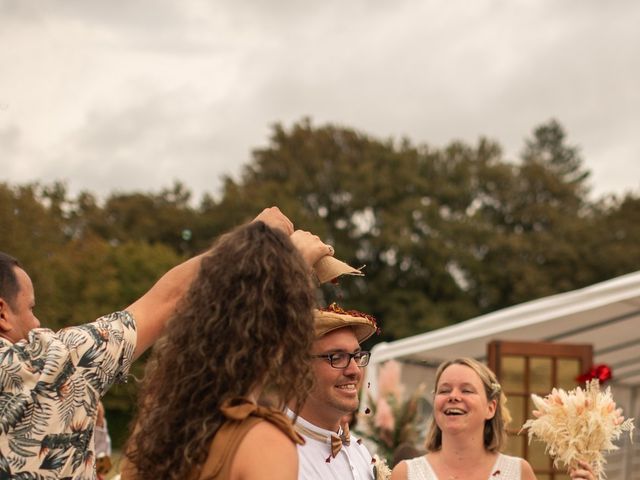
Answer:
1, 0, 639, 201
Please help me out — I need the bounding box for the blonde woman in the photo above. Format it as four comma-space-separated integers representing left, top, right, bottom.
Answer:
391, 358, 594, 480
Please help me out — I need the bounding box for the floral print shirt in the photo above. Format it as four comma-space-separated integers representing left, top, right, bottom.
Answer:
0, 311, 136, 479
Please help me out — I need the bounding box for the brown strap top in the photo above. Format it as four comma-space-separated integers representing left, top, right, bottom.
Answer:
195, 398, 304, 480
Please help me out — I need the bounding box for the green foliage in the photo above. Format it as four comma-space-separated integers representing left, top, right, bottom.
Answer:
522, 119, 590, 187
214, 120, 483, 341
209, 118, 640, 342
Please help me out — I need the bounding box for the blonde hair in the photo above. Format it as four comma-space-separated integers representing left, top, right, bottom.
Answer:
424, 357, 511, 453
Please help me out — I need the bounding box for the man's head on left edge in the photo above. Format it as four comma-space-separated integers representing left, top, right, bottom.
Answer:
0, 252, 40, 343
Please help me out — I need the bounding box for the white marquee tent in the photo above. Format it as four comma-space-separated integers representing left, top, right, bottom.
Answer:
364, 270, 640, 479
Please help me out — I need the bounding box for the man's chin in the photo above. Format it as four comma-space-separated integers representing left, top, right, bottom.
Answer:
331, 398, 359, 415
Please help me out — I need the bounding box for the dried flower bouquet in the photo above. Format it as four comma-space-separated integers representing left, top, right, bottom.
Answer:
522, 379, 635, 479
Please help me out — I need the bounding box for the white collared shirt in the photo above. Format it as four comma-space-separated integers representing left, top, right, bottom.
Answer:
287, 410, 375, 480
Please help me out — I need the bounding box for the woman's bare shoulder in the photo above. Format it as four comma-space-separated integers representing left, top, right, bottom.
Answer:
520, 457, 537, 480
390, 459, 408, 480
232, 420, 298, 480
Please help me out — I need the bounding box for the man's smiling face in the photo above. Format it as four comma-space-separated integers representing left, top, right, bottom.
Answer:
302, 327, 363, 430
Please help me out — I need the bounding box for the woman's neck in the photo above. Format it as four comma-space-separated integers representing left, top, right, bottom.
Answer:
438, 433, 492, 466
428, 435, 498, 480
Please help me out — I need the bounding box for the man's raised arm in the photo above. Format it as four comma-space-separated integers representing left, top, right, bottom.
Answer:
126, 207, 295, 360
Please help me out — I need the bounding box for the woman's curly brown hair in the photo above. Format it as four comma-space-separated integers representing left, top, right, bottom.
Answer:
124, 221, 317, 479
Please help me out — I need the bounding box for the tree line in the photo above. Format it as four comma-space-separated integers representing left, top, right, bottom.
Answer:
2, 118, 639, 443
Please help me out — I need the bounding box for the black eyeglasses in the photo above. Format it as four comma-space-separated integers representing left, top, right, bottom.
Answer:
312, 351, 371, 369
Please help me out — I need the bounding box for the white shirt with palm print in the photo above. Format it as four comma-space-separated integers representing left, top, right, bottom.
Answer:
0, 311, 136, 480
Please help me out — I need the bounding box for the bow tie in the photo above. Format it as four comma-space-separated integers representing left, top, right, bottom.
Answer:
294, 420, 351, 459
330, 422, 351, 457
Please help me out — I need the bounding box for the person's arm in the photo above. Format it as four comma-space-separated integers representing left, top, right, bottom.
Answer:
126, 207, 295, 360
520, 458, 537, 480
390, 460, 408, 480
232, 422, 299, 480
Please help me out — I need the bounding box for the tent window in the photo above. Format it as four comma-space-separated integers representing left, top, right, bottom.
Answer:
488, 340, 593, 480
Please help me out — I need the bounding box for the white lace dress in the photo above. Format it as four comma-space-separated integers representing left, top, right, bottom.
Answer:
405, 454, 521, 480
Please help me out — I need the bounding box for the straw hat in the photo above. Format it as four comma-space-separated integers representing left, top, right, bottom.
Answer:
314, 303, 377, 343
313, 255, 363, 284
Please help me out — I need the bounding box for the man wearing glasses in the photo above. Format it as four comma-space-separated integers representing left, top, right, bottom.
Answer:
289, 305, 376, 479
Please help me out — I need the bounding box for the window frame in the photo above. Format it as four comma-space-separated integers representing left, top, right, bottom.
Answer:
488, 340, 593, 480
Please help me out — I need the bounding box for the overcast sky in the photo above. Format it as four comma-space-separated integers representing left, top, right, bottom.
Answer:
1, 0, 639, 203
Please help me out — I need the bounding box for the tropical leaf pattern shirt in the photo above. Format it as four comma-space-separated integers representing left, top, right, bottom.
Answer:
0, 311, 136, 479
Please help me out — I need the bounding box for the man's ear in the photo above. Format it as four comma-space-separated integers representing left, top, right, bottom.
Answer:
0, 298, 13, 333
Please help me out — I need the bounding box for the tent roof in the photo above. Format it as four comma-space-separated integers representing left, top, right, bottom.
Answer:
371, 271, 640, 388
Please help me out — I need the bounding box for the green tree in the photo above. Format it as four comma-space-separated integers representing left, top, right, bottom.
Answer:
0, 182, 67, 267
209, 118, 640, 342
212, 120, 487, 341
81, 181, 200, 255
581, 195, 640, 282
459, 119, 600, 311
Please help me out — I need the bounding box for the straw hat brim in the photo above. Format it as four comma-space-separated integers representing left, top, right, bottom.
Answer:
313, 309, 376, 343
314, 256, 363, 284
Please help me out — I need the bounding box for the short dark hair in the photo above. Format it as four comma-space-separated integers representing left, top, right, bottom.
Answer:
0, 252, 21, 308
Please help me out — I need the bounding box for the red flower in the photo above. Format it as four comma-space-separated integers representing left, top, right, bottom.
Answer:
576, 364, 613, 384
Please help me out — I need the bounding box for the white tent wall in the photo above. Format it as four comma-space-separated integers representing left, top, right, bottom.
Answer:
362, 271, 640, 479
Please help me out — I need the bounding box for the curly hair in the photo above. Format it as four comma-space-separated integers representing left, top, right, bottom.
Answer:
124, 221, 317, 479
424, 357, 511, 453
